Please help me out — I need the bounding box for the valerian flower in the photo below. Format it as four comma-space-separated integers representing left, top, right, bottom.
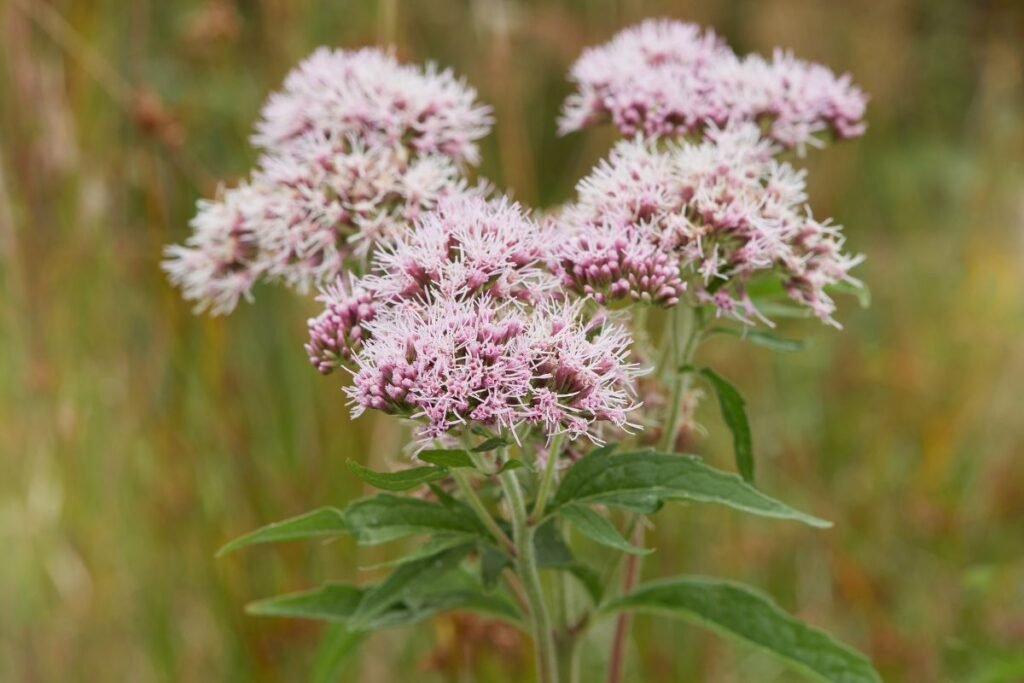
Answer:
163, 48, 492, 314
558, 18, 866, 153
345, 297, 641, 442
554, 124, 863, 325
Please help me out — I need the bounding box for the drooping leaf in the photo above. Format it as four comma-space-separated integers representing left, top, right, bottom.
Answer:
347, 461, 448, 491
552, 451, 829, 527
352, 545, 474, 628
603, 577, 881, 683
311, 625, 366, 683
418, 448, 475, 469
218, 507, 348, 557
344, 494, 485, 545
699, 367, 755, 483
558, 504, 651, 555
706, 327, 806, 353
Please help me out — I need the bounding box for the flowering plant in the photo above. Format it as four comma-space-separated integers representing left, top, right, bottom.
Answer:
167, 20, 880, 683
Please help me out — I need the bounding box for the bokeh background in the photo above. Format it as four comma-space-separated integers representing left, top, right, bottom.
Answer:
2, 0, 1023, 681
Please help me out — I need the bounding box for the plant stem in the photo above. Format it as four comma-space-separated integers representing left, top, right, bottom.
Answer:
608, 305, 703, 683
499, 466, 559, 683
530, 432, 565, 523
451, 468, 516, 556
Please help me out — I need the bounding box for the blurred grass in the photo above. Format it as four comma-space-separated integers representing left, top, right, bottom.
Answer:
2, 0, 1023, 681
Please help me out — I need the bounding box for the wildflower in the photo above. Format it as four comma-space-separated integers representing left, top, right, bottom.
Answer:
164, 47, 492, 314
253, 47, 492, 165
345, 297, 641, 442
305, 277, 378, 374
559, 19, 866, 152
557, 124, 862, 324
364, 195, 555, 304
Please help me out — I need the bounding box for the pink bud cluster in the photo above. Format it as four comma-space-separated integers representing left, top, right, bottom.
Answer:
346, 297, 640, 441
305, 277, 377, 374
556, 124, 862, 324
163, 48, 492, 315
558, 19, 866, 152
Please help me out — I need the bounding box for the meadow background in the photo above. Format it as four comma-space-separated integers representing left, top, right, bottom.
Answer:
2, 0, 1023, 681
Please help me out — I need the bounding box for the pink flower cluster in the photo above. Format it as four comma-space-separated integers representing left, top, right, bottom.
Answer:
163, 48, 491, 315
559, 19, 866, 152
305, 196, 641, 441
305, 195, 555, 375
305, 277, 377, 374
346, 297, 640, 441
554, 124, 862, 324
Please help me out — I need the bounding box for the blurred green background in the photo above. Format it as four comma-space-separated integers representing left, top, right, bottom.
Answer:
2, 0, 1023, 681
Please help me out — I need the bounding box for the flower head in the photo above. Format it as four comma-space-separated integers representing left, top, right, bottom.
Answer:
345, 296, 641, 442
164, 48, 493, 314
559, 19, 867, 152
254, 47, 492, 165
557, 124, 862, 324
364, 195, 556, 304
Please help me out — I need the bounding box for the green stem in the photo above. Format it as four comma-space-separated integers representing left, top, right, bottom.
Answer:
451, 468, 516, 556
500, 467, 559, 683
530, 432, 565, 523
608, 305, 704, 683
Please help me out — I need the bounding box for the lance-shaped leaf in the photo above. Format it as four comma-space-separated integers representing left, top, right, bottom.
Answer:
706, 327, 806, 353
343, 494, 486, 545
347, 461, 448, 491
351, 545, 474, 628
534, 520, 604, 602
247, 584, 364, 622
360, 534, 482, 570
602, 577, 881, 683
418, 448, 475, 469
249, 572, 521, 631
700, 367, 755, 483
218, 507, 348, 557
552, 451, 829, 528
558, 504, 651, 555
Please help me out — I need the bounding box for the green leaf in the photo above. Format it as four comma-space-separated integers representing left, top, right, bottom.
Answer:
559, 504, 651, 555
472, 437, 510, 452
248, 577, 521, 631
827, 280, 871, 308
707, 327, 806, 352
552, 451, 829, 528
218, 507, 347, 557
352, 545, 474, 628
360, 534, 482, 570
311, 625, 365, 683
418, 448, 475, 469
247, 584, 365, 622
534, 520, 603, 603
495, 459, 526, 474
602, 577, 881, 683
699, 368, 755, 483
344, 494, 485, 545
347, 461, 448, 491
